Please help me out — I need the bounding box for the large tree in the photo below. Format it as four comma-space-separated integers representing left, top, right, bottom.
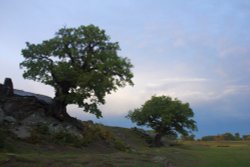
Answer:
20, 25, 133, 120
127, 95, 197, 146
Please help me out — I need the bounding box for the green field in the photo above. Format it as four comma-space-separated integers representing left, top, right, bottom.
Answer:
1, 127, 250, 167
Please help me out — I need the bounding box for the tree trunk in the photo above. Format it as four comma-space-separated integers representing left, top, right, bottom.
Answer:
51, 84, 71, 121
51, 86, 84, 130
153, 133, 163, 147
52, 98, 70, 121
52, 97, 84, 131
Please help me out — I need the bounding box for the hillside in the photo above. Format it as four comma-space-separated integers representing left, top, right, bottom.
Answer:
1, 125, 250, 167
1, 79, 250, 167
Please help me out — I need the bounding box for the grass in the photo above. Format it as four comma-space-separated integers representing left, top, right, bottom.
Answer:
0, 126, 250, 167
179, 141, 250, 167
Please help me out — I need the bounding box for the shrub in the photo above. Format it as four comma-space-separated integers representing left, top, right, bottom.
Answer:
28, 123, 50, 144
243, 135, 250, 141
52, 131, 83, 147
114, 139, 128, 151
36, 123, 49, 135
95, 124, 114, 141
82, 123, 115, 145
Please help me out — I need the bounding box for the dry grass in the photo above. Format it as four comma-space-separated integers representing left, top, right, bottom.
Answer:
1, 126, 250, 167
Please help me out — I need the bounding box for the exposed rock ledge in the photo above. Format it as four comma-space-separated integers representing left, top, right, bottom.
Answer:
0, 78, 83, 139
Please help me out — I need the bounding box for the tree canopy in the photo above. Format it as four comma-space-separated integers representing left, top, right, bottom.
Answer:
127, 95, 197, 146
20, 25, 133, 119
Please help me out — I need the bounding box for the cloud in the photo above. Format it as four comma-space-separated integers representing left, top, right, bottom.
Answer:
217, 37, 250, 58
223, 85, 250, 95
133, 74, 250, 108
163, 77, 208, 83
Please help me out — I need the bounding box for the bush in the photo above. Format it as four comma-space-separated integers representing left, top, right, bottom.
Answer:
243, 135, 250, 141
52, 131, 83, 147
27, 121, 126, 149
82, 123, 115, 145
113, 139, 128, 151
36, 123, 50, 135
28, 123, 50, 144
95, 124, 114, 141
131, 127, 153, 144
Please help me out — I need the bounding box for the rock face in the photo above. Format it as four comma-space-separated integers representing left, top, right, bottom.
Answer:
0, 83, 3, 96
0, 78, 14, 97
0, 78, 83, 139
3, 78, 14, 96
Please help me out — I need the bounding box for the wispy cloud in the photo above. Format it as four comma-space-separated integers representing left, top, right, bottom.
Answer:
162, 77, 208, 83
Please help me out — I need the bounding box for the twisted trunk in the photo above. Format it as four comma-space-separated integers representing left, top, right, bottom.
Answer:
153, 133, 164, 147
52, 84, 70, 121
50, 83, 84, 130
53, 98, 69, 120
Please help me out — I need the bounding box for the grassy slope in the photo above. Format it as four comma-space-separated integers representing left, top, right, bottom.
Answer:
1, 126, 250, 167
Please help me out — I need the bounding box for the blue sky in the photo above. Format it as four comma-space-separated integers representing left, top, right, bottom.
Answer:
1, 0, 250, 138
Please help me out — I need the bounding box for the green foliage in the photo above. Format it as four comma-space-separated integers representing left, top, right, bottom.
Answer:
52, 131, 84, 147
131, 127, 153, 144
113, 139, 128, 151
28, 123, 50, 144
27, 123, 84, 147
201, 135, 215, 141
201, 132, 242, 141
1, 140, 250, 167
234, 132, 241, 140
82, 123, 115, 145
181, 134, 195, 141
20, 24, 133, 118
127, 95, 197, 137
26, 121, 127, 148
35, 123, 50, 135
243, 135, 250, 141
81, 123, 130, 151
223, 132, 236, 140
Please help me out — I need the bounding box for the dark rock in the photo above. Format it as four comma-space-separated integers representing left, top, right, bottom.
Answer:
0, 107, 4, 123
0, 83, 3, 96
12, 125, 31, 138
3, 78, 14, 97
0, 95, 84, 139
3, 116, 16, 123
14, 89, 53, 104
2, 96, 50, 120
0, 77, 85, 140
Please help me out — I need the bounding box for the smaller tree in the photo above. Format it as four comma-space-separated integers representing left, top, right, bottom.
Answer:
181, 134, 195, 141
234, 132, 241, 141
127, 95, 197, 147
243, 135, 250, 141
222, 132, 235, 141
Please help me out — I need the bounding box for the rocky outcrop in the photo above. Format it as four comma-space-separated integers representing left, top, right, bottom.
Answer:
0, 78, 84, 139
0, 83, 3, 96
0, 78, 14, 97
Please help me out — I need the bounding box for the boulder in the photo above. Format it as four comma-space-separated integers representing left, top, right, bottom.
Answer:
14, 89, 53, 104
21, 111, 50, 125
0, 107, 4, 124
0, 83, 3, 96
12, 126, 32, 139
3, 116, 16, 124
2, 96, 50, 120
3, 78, 14, 96
0, 77, 85, 140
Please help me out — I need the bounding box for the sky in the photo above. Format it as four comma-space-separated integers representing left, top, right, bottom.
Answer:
0, 0, 250, 138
